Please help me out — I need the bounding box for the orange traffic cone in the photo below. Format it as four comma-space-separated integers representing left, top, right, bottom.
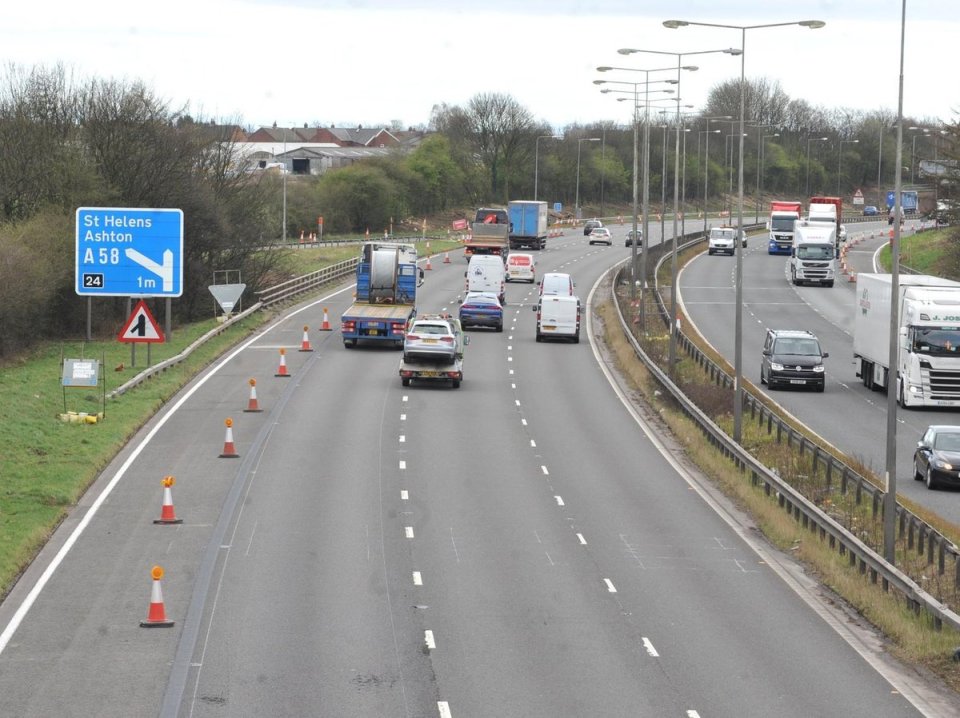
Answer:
219, 417, 239, 458
140, 566, 175, 627
425, 255, 433, 271
243, 378, 262, 413
443, 251, 451, 264
275, 348, 290, 377
319, 308, 332, 331
153, 476, 183, 525
299, 325, 313, 352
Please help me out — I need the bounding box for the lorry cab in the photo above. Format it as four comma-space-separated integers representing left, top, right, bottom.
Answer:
465, 254, 506, 304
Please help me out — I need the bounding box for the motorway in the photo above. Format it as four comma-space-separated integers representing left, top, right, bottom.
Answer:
677, 220, 960, 525
0, 221, 956, 717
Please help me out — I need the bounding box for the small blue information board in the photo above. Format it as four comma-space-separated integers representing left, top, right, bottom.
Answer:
75, 207, 184, 297
554, 202, 563, 213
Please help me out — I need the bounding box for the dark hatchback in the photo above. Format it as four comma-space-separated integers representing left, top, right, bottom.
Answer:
914, 425, 960, 490
459, 292, 503, 331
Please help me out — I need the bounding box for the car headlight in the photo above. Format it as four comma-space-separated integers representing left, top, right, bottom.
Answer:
813, 365, 825, 373
933, 459, 954, 471
770, 362, 784, 371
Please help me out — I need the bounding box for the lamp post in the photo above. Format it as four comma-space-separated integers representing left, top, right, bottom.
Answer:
666, 17, 826, 442
618, 45, 740, 375
725, 132, 747, 216
575, 137, 601, 223
535, 134, 562, 202
699, 128, 721, 233
805, 136, 829, 196
907, 126, 924, 185
754, 125, 777, 222
837, 138, 859, 197
759, 132, 779, 219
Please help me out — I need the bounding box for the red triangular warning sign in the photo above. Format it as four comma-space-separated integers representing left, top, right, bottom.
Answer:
118, 300, 165, 343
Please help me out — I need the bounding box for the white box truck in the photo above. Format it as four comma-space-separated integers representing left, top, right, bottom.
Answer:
789, 222, 837, 287
854, 273, 960, 408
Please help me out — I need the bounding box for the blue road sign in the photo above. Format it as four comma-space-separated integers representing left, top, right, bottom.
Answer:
75, 207, 184, 297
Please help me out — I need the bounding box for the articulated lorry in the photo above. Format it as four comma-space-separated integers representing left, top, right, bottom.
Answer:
853, 273, 960, 408
341, 241, 422, 348
508, 200, 548, 250
767, 200, 802, 254
464, 207, 509, 260
789, 222, 836, 287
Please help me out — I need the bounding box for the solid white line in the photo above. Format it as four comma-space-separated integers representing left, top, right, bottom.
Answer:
405, 526, 414, 538
554, 496, 564, 506
604, 578, 617, 593
400, 490, 409, 500
642, 637, 659, 657
577, 533, 587, 545
424, 630, 436, 649
413, 571, 422, 586
438, 701, 452, 718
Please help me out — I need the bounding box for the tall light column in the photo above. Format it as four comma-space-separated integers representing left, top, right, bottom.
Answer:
759, 131, 779, 217
837, 138, 859, 196
805, 136, 829, 196
576, 137, 601, 222
699, 128, 721, 234
535, 134, 562, 202
753, 125, 777, 222
666, 17, 825, 442
907, 126, 924, 185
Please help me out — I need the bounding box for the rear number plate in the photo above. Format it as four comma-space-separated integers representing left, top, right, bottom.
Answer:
368, 329, 379, 336
420, 371, 439, 377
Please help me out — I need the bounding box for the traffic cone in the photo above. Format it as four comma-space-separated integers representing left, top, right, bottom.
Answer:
243, 378, 262, 413
219, 417, 239, 458
275, 348, 290, 377
140, 566, 174, 627
443, 251, 451, 264
299, 325, 313, 352
319, 308, 332, 331
154, 476, 183, 525
425, 255, 433, 270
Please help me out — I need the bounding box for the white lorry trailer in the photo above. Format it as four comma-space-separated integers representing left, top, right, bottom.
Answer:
854, 273, 960, 408
789, 222, 837, 287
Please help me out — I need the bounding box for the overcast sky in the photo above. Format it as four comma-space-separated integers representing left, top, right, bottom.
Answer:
2, 1, 955, 131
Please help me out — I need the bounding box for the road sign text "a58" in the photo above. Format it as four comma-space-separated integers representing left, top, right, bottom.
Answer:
75, 207, 184, 297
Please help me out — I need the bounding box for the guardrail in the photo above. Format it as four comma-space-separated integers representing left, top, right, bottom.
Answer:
612, 232, 960, 630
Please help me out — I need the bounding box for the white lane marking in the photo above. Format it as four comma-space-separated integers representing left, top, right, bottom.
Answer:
405, 526, 414, 538
438, 701, 452, 718
554, 496, 564, 506
508, 356, 513, 362
399, 460, 406, 470
577, 533, 587, 545
413, 571, 423, 586
508, 345, 513, 351
545, 552, 555, 566
643, 637, 660, 657
400, 490, 409, 500
530, 439, 536, 447
521, 418, 527, 425
604, 578, 617, 593
541, 465, 549, 475
515, 399, 521, 407
511, 383, 517, 389
401, 413, 406, 421
425, 630, 436, 649
687, 711, 701, 717
399, 435, 405, 443
402, 396, 408, 402
509, 369, 515, 375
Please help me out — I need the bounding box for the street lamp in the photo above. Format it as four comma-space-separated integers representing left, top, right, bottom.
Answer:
535, 134, 562, 202
837, 138, 859, 196
725, 132, 747, 216
805, 136, 829, 196
699, 128, 721, 234
753, 125, 777, 222
618, 45, 741, 375
666, 16, 826, 443
576, 137, 601, 223
908, 126, 924, 185
759, 132, 779, 219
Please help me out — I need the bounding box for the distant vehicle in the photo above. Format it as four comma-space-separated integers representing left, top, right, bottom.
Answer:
707, 226, 738, 256
914, 425, 960, 490
863, 205, 879, 216
508, 200, 548, 250
625, 229, 643, 248
587, 227, 612, 246
533, 295, 581, 343
886, 189, 919, 215
403, 317, 459, 364
760, 328, 828, 392
767, 200, 802, 254
583, 219, 603, 236
505, 253, 536, 283
539, 272, 575, 297
888, 207, 905, 225
459, 292, 503, 331
465, 207, 509, 259
790, 222, 836, 287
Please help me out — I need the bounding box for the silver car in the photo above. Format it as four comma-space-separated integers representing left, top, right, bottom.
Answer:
403, 318, 458, 363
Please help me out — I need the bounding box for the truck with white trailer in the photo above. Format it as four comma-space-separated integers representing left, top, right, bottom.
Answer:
853, 273, 960, 408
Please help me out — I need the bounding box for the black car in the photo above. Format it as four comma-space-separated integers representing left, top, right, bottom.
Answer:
583, 219, 603, 236
760, 329, 828, 392
914, 425, 960, 490
625, 229, 643, 248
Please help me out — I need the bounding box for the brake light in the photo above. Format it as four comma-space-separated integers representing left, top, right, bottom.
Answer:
391, 322, 407, 336
341, 321, 355, 332
440, 336, 454, 343
406, 334, 420, 341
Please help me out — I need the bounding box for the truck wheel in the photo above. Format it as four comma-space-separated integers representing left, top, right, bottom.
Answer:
451, 379, 461, 388
401, 377, 411, 387
825, 281, 834, 288
573, 332, 580, 344
536, 333, 543, 342
344, 340, 356, 348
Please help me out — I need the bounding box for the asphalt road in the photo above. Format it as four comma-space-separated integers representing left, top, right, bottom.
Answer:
677, 219, 960, 525
0, 224, 954, 717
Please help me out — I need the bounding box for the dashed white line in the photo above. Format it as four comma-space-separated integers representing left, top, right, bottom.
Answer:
399, 460, 406, 470
401, 413, 406, 421
511, 383, 517, 389
402, 396, 408, 403
521, 418, 527, 426
399, 435, 406, 443
405, 526, 415, 538
515, 399, 521, 407
413, 571, 423, 586
554, 495, 564, 506
530, 439, 536, 447
604, 578, 617, 593
577, 533, 587, 545
400, 490, 409, 500
687, 711, 701, 717
541, 465, 549, 475
642, 637, 659, 657
508, 356, 513, 362
438, 701, 452, 718
424, 630, 436, 649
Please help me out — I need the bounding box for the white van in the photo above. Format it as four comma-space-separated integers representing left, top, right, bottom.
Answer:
534, 295, 580, 343
465, 254, 506, 304
539, 272, 575, 297
506, 253, 536, 283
